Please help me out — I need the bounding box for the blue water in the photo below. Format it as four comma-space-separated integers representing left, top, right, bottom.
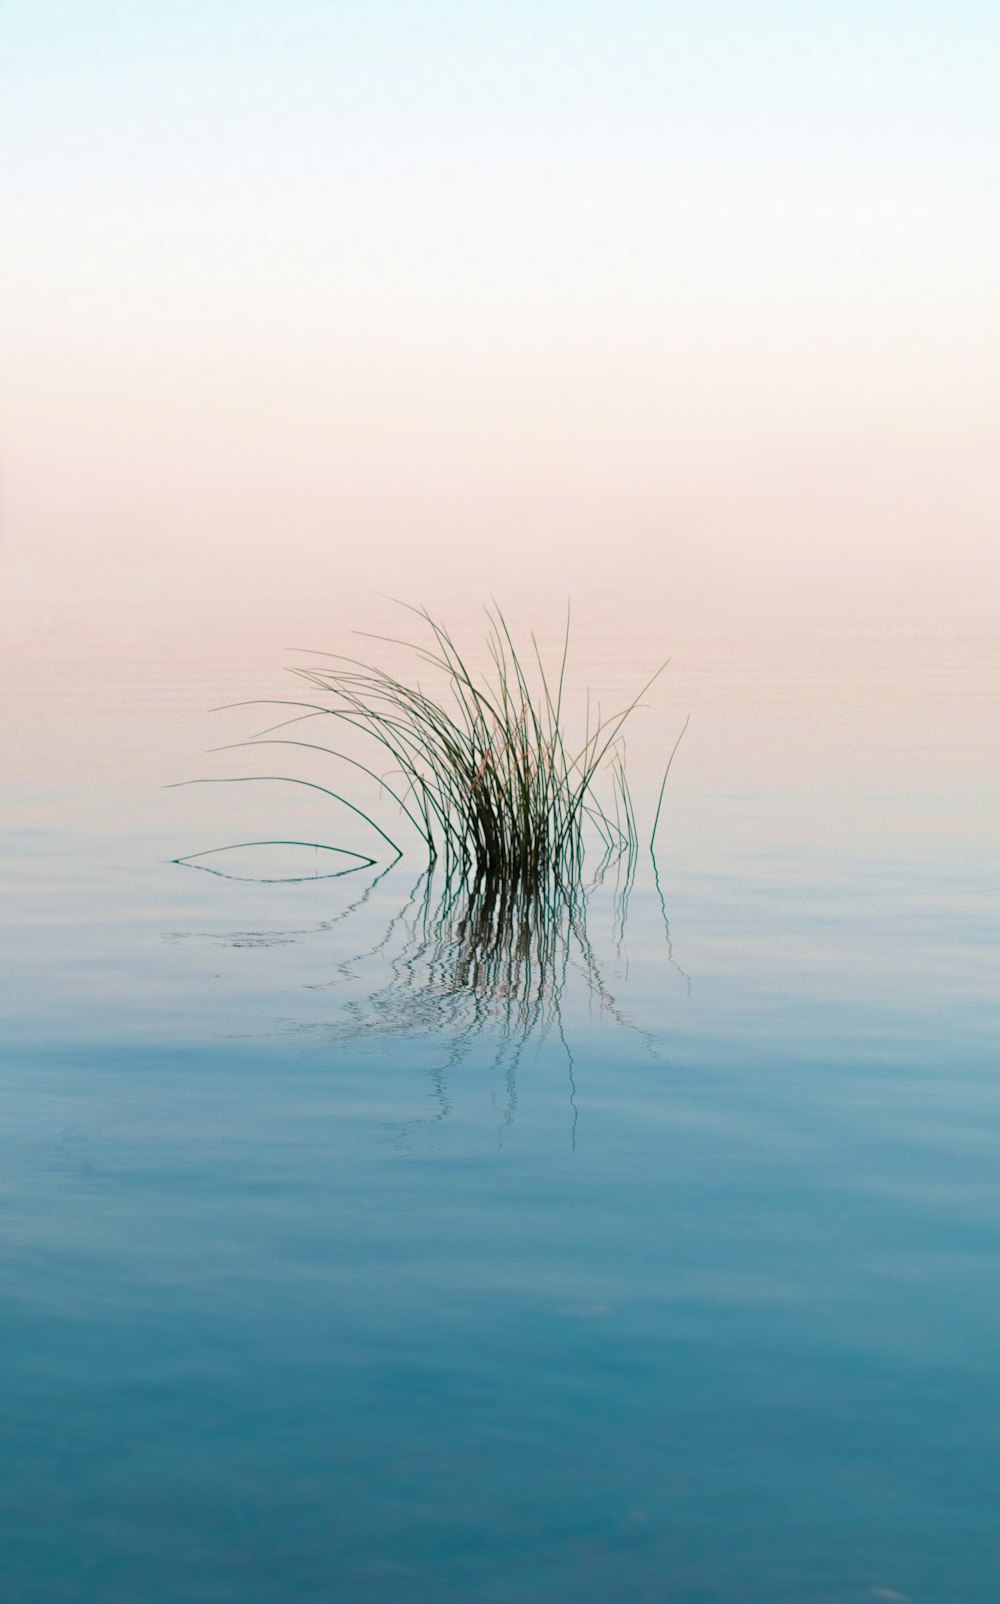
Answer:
3, 632, 998, 1603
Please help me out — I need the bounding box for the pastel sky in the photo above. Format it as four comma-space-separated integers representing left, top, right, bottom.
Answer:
2, 1, 998, 623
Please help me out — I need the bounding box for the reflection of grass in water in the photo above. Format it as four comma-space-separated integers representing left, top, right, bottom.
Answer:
339, 858, 657, 1039
337, 869, 590, 1040
301, 859, 677, 1150
217, 601, 669, 889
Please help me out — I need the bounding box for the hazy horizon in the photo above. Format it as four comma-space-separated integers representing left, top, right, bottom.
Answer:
3, 0, 998, 651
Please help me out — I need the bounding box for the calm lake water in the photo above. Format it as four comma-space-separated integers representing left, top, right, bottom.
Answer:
3, 585, 998, 1603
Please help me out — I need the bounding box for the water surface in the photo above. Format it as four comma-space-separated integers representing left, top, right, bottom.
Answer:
3, 597, 998, 1603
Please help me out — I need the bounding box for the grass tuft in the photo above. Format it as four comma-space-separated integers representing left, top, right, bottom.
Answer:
223, 601, 669, 892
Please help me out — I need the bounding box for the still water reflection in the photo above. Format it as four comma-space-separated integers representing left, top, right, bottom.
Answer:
2, 619, 998, 1603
